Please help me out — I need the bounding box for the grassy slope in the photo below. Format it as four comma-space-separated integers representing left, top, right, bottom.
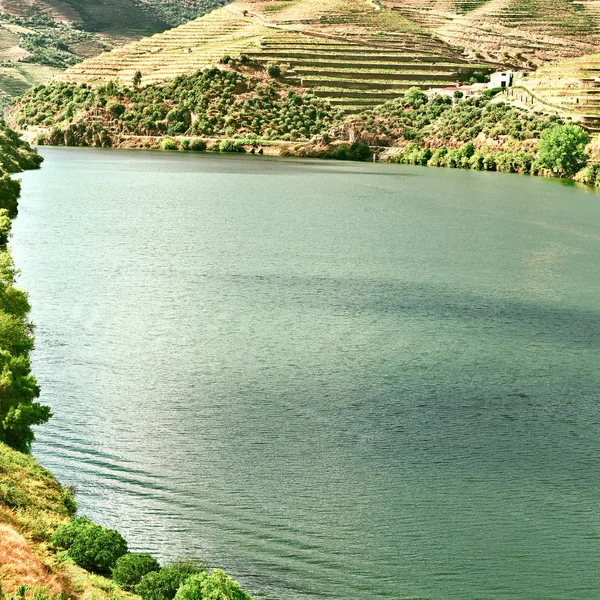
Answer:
0, 442, 143, 600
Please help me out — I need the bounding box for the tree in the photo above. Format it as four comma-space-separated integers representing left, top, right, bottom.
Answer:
538, 124, 590, 177
68, 522, 128, 574
266, 62, 281, 78
112, 553, 161, 591
404, 86, 427, 106
133, 70, 142, 90
174, 570, 252, 600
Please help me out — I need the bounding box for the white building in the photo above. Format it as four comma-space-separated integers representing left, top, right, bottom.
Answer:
489, 71, 513, 89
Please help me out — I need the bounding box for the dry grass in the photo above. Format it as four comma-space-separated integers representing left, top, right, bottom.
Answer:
0, 524, 66, 595
0, 442, 142, 600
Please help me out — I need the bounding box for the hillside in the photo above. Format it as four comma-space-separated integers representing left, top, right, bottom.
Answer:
0, 0, 230, 103
63, 0, 495, 113
519, 53, 600, 131
381, 0, 600, 65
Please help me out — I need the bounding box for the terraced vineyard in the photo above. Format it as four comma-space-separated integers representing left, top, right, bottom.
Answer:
521, 54, 600, 131
381, 0, 600, 65
65, 0, 492, 112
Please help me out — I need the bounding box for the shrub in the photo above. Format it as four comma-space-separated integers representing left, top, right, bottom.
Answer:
52, 515, 94, 549
175, 569, 252, 600
0, 209, 11, 245
136, 567, 198, 600
404, 86, 427, 106
62, 487, 77, 515
239, 54, 250, 65
68, 522, 128, 574
266, 62, 281, 78
160, 137, 178, 151
349, 142, 371, 161
106, 101, 125, 118
218, 140, 244, 153
220, 55, 231, 64
112, 553, 161, 591
189, 139, 207, 152
484, 87, 504, 98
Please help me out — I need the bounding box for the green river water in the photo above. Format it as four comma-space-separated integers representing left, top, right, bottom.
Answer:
11, 148, 600, 599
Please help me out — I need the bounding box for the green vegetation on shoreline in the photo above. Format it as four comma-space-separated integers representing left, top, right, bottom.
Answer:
0, 121, 47, 453
14, 66, 342, 145
0, 119, 255, 600
12, 73, 596, 181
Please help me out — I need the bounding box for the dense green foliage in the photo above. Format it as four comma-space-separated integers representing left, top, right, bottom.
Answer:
140, 0, 232, 28
0, 123, 47, 453
575, 163, 600, 187
112, 553, 161, 591
174, 570, 253, 600
51, 516, 252, 597
389, 140, 541, 175
537, 124, 590, 177
68, 523, 128, 574
136, 566, 201, 600
15, 67, 342, 146
52, 515, 95, 549
350, 88, 564, 148
54, 517, 128, 573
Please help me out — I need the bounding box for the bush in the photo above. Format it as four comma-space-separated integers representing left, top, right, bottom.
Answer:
112, 553, 161, 591
160, 137, 178, 151
266, 62, 281, 78
106, 101, 125, 118
348, 142, 371, 161
136, 566, 199, 600
68, 522, 128, 574
175, 570, 252, 600
0, 209, 11, 246
218, 140, 244, 153
62, 487, 77, 515
189, 139, 207, 152
52, 515, 94, 549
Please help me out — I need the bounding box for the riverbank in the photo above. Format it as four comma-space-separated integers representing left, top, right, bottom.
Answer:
11, 72, 600, 184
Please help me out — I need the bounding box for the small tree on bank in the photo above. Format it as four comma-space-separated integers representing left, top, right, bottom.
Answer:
133, 70, 142, 90
538, 124, 590, 177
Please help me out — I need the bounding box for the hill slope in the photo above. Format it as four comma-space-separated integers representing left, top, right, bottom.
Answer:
519, 53, 600, 131
381, 0, 600, 65
0, 0, 230, 103
64, 0, 494, 113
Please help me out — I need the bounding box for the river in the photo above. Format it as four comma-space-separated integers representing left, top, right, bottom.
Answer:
11, 147, 600, 599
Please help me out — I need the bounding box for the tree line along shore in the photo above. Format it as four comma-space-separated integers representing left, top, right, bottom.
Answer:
10, 61, 600, 184
0, 120, 256, 600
